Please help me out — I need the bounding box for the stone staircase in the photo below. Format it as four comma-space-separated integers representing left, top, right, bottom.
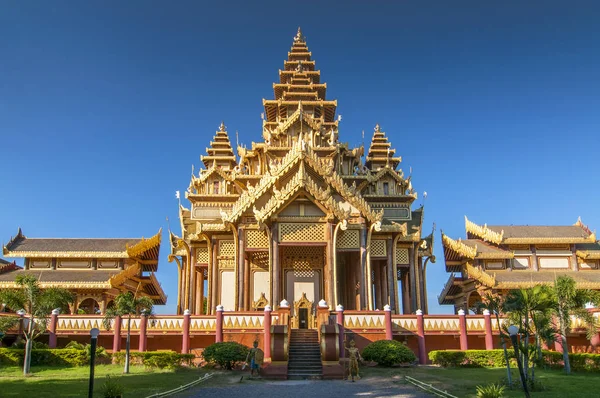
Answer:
287, 329, 322, 379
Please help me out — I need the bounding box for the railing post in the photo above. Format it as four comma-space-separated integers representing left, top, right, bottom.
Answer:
264, 305, 272, 361
48, 309, 59, 348
112, 315, 122, 352
138, 312, 148, 352
215, 305, 224, 343
458, 309, 468, 351
483, 309, 494, 350
384, 304, 393, 340
182, 309, 191, 354
416, 309, 426, 364
336, 304, 344, 358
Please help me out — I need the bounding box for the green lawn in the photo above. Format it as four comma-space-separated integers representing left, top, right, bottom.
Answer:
361, 366, 600, 398
0, 364, 216, 397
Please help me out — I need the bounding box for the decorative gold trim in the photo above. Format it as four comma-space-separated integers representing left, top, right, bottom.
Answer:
503, 237, 596, 244
442, 233, 477, 259
126, 230, 162, 258
464, 216, 504, 245
576, 250, 600, 260
465, 262, 496, 288
3, 251, 127, 258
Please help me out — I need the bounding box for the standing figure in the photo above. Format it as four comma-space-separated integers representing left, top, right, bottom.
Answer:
345, 339, 362, 382
244, 340, 264, 378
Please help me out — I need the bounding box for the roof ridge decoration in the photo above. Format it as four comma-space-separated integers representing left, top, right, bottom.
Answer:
575, 216, 594, 237
3, 227, 25, 254
465, 216, 504, 245
465, 262, 496, 288
441, 233, 477, 259
125, 229, 162, 258
223, 138, 383, 224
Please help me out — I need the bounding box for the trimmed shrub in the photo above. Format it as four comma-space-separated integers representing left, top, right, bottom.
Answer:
361, 340, 417, 367
429, 349, 600, 372
0, 348, 88, 366
111, 351, 194, 368
100, 375, 124, 398
429, 350, 514, 368
202, 342, 249, 370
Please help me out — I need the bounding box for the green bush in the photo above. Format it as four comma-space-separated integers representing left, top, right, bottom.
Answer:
0, 348, 88, 366
202, 342, 249, 370
429, 350, 514, 368
429, 349, 600, 372
361, 340, 417, 367
476, 383, 506, 398
111, 351, 194, 368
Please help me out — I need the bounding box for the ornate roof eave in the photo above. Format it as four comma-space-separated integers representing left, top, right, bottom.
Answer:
495, 280, 600, 290
464, 216, 504, 245
379, 222, 408, 235
196, 165, 234, 184
437, 274, 457, 305
576, 250, 600, 260
125, 229, 162, 259
109, 262, 141, 288
356, 166, 406, 192
441, 233, 477, 259
3, 227, 25, 255
465, 262, 496, 288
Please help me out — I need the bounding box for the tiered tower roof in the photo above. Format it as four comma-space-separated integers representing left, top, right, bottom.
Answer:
365, 124, 401, 169
200, 122, 237, 169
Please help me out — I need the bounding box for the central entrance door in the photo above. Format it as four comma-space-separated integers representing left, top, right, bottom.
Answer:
298, 307, 309, 329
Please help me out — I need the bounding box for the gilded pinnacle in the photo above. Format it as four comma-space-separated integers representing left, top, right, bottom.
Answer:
219, 121, 226, 132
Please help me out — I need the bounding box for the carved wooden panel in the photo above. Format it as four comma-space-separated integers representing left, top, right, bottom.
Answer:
371, 240, 387, 257
279, 223, 325, 242
337, 229, 359, 249
196, 247, 209, 264
246, 229, 269, 249
395, 247, 409, 264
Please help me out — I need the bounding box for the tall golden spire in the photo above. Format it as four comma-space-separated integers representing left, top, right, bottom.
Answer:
200, 122, 237, 169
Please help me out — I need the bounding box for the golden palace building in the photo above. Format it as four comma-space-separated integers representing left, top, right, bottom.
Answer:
1, 229, 166, 313
169, 28, 434, 317
439, 217, 600, 312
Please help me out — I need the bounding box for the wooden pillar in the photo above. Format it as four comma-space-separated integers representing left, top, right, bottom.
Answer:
386, 238, 395, 312
409, 247, 417, 312
211, 238, 218, 315
458, 309, 468, 351
374, 263, 382, 310
194, 269, 202, 315
326, 222, 335, 308
244, 257, 250, 310
272, 224, 281, 307
531, 245, 539, 271
199, 270, 205, 314
238, 228, 245, 311
359, 227, 367, 310
571, 244, 579, 271
402, 270, 410, 314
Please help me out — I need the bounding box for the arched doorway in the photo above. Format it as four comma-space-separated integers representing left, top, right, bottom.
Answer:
78, 298, 100, 314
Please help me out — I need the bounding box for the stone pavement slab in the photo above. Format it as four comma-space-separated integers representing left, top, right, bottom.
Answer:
179, 376, 433, 398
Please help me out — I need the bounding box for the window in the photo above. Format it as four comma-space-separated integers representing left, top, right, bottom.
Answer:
213, 181, 220, 194
383, 182, 389, 195
513, 257, 530, 269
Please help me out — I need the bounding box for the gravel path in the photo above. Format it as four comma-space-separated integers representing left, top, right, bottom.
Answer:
179, 375, 433, 398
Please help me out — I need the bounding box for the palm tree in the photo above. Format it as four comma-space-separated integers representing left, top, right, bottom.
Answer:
479, 293, 512, 386
0, 275, 73, 375
103, 292, 154, 374
504, 285, 555, 386
553, 275, 599, 374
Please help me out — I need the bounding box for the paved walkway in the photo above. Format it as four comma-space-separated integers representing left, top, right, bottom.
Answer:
180, 376, 433, 398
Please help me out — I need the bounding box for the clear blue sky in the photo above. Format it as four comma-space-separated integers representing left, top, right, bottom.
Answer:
1, 1, 599, 314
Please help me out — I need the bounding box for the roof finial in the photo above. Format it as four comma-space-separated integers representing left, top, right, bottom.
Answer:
374, 123, 381, 132
294, 27, 304, 42
219, 121, 226, 132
